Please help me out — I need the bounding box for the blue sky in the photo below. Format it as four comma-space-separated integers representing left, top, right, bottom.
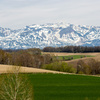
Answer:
0, 0, 100, 29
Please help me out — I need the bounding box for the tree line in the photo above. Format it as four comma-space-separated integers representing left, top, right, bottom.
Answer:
0, 48, 54, 68
43, 46, 100, 53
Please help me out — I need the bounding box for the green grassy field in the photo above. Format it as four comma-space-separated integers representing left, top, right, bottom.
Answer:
56, 55, 93, 60
27, 73, 100, 100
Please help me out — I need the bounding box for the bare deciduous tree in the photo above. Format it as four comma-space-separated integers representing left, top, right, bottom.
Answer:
0, 67, 33, 100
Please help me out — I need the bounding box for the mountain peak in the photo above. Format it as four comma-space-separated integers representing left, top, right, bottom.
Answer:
0, 23, 100, 49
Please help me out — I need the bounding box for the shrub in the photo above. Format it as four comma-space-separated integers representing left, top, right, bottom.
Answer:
77, 59, 100, 75
42, 62, 76, 73
78, 71, 84, 74
88, 59, 100, 75
77, 60, 91, 74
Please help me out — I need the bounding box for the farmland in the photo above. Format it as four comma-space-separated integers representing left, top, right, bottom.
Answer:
0, 51, 100, 100
43, 52, 100, 68
55, 55, 93, 61
0, 73, 100, 100
27, 73, 100, 100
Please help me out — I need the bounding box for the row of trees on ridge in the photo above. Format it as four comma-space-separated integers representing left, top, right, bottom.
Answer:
43, 46, 100, 53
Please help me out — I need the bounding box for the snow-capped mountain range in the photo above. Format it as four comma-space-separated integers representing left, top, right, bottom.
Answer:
0, 23, 100, 49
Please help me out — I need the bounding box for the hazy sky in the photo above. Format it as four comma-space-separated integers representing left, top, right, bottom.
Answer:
0, 0, 100, 29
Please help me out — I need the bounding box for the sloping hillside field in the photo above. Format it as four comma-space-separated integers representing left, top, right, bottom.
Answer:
27, 73, 100, 100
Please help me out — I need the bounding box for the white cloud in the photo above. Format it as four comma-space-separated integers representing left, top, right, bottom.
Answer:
0, 0, 100, 29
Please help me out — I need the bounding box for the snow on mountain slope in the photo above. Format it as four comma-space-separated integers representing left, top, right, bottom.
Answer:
0, 23, 100, 49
